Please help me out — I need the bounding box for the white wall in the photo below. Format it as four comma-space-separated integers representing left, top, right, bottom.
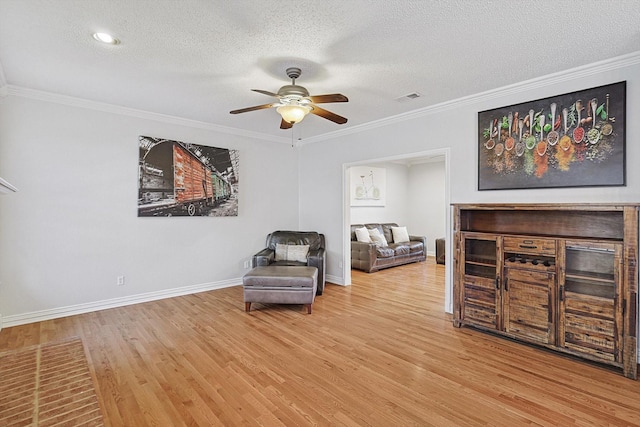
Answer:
406, 161, 446, 255
0, 94, 300, 326
297, 55, 640, 314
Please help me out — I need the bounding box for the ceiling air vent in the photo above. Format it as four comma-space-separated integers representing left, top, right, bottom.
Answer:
396, 92, 422, 102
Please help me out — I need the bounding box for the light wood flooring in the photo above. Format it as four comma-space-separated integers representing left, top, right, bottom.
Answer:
1, 258, 640, 426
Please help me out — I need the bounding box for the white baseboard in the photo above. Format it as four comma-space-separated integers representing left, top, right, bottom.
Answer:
1, 278, 241, 328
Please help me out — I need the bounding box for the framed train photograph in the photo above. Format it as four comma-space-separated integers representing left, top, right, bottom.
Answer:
137, 136, 239, 217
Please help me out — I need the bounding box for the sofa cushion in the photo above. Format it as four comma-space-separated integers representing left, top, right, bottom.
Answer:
391, 226, 410, 243
392, 244, 410, 256
275, 244, 309, 262
355, 227, 372, 243
271, 260, 308, 267
376, 247, 395, 258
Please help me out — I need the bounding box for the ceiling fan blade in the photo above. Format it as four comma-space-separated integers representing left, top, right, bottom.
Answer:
308, 93, 348, 104
252, 89, 281, 98
280, 118, 293, 129
229, 103, 274, 114
310, 105, 348, 124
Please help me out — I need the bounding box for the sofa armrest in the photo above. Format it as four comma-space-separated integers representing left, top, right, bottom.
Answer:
409, 235, 427, 249
351, 241, 377, 272
253, 248, 274, 267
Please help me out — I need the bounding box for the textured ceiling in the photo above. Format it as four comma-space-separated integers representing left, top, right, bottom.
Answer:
1, 0, 639, 142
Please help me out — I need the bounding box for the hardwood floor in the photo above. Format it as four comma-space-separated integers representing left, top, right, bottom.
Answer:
1, 258, 639, 426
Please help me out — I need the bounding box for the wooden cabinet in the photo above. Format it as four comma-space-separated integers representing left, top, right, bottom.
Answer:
453, 204, 638, 379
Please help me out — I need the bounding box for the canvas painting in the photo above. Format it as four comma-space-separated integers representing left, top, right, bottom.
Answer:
478, 81, 625, 190
350, 166, 386, 206
138, 136, 239, 216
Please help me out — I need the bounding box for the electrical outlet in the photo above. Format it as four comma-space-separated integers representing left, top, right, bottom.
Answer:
243, 260, 251, 269
117, 275, 125, 286
338, 261, 343, 268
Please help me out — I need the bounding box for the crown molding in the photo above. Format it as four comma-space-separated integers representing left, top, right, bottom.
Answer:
4, 50, 639, 145
5, 85, 291, 144
301, 50, 640, 145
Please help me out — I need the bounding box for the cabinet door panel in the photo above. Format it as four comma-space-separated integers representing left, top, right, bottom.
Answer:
459, 234, 500, 330
564, 292, 615, 319
563, 334, 616, 361
559, 241, 621, 364
504, 269, 554, 345
463, 277, 498, 328
561, 292, 617, 362
463, 303, 497, 328
564, 312, 615, 337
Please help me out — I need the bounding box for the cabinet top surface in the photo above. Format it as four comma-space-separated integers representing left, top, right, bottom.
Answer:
452, 203, 639, 211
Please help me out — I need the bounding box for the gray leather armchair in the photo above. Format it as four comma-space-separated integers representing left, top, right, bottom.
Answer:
252, 230, 326, 295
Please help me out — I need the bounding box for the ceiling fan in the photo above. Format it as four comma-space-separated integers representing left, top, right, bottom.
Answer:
230, 67, 348, 129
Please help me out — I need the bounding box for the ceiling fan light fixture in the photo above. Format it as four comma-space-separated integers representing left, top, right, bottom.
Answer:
230, 67, 348, 128
277, 104, 311, 124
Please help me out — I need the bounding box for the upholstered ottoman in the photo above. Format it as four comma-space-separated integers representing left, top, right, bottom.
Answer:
243, 266, 318, 314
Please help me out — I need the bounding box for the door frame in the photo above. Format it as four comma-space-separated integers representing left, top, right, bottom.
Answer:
342, 147, 453, 313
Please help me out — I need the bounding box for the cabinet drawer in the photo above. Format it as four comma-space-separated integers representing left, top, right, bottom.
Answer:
504, 237, 556, 255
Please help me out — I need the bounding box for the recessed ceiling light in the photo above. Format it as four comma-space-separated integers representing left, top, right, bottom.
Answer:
92, 32, 119, 45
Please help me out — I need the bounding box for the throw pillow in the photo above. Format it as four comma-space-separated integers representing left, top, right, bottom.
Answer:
275, 244, 310, 262
355, 227, 372, 243
287, 244, 310, 262
368, 228, 388, 247
275, 243, 288, 261
391, 226, 410, 243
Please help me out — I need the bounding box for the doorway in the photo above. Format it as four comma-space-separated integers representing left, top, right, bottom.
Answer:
342, 148, 453, 313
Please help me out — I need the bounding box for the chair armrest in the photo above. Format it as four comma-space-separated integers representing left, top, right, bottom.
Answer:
307, 248, 326, 294
252, 248, 274, 267
307, 248, 325, 267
